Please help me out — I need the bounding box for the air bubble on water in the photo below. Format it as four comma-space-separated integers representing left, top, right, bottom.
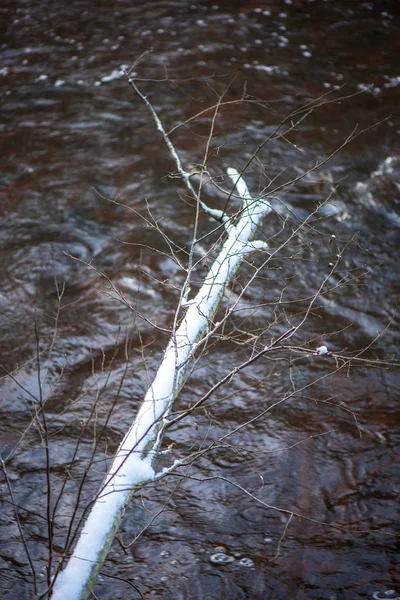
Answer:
209, 552, 235, 565
100, 69, 124, 83
263, 537, 273, 543
254, 65, 279, 75
384, 76, 400, 88
238, 557, 254, 567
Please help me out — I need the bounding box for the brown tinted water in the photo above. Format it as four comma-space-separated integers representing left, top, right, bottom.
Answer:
0, 1, 399, 599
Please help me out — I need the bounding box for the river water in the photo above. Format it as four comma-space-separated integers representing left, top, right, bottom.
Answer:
0, 1, 399, 599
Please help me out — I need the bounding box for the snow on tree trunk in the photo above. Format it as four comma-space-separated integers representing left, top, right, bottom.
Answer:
50, 169, 271, 600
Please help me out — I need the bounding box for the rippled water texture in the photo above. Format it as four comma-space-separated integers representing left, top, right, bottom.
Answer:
1, 1, 399, 599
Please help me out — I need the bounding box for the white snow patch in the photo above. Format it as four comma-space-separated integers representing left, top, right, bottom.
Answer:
52, 457, 155, 600
316, 345, 329, 355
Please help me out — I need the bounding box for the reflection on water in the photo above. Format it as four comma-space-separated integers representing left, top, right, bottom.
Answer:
0, 1, 399, 599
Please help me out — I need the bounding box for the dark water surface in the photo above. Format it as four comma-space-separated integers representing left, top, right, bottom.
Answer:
1, 1, 399, 599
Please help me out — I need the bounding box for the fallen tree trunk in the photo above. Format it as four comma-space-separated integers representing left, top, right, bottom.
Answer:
50, 168, 271, 600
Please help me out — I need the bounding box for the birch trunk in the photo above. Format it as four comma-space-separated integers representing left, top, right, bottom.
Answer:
50, 169, 271, 600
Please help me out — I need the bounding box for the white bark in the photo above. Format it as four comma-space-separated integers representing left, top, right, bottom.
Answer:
50, 169, 271, 600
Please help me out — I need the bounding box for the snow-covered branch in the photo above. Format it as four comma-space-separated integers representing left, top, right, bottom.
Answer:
50, 169, 271, 600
